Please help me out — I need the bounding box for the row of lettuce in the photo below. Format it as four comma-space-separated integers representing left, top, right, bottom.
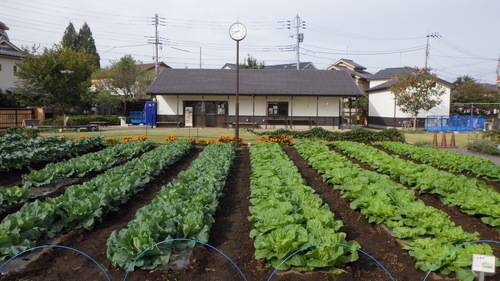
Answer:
334, 141, 499, 230
249, 142, 359, 273
380, 141, 499, 182
295, 140, 496, 281
0, 135, 104, 172
0, 139, 239, 274
0, 135, 497, 279
0, 140, 154, 207
0, 140, 192, 261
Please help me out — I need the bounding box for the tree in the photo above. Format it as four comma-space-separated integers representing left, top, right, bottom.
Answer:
13, 45, 97, 116
241, 54, 265, 69
452, 75, 499, 103
61, 22, 79, 50
61, 22, 100, 68
389, 67, 446, 129
78, 22, 100, 68
92, 55, 154, 115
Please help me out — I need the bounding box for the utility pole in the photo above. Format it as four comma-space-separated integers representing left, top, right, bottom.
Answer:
147, 14, 167, 76
424, 32, 440, 69
294, 14, 306, 69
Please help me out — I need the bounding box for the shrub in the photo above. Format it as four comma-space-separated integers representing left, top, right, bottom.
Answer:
482, 129, 500, 144
257, 134, 293, 145
467, 140, 499, 155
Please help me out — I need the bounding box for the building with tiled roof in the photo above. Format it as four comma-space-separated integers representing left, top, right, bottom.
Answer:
0, 21, 24, 93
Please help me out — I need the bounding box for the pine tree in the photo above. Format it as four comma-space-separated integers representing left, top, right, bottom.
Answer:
78, 22, 100, 68
61, 22, 79, 50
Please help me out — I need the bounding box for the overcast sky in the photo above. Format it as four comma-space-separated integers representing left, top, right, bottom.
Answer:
2, 0, 499, 84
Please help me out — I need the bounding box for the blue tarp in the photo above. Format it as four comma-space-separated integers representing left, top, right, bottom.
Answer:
129, 111, 145, 124
425, 115, 484, 131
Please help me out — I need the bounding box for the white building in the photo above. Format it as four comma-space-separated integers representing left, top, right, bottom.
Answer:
366, 67, 453, 128
147, 69, 362, 129
0, 21, 24, 94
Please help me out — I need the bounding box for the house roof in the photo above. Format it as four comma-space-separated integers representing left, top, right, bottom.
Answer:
263, 62, 316, 70
222, 62, 316, 70
369, 67, 413, 80
366, 67, 454, 92
147, 69, 362, 97
0, 40, 24, 58
330, 58, 367, 70
326, 59, 372, 80
137, 62, 171, 70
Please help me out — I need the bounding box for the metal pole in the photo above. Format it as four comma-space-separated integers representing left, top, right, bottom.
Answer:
235, 40, 240, 148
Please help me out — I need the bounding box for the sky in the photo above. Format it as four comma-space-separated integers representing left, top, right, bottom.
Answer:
1, 0, 499, 85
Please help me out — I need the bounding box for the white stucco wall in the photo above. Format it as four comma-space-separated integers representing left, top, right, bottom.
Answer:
158, 95, 342, 118
0, 56, 21, 91
368, 84, 451, 118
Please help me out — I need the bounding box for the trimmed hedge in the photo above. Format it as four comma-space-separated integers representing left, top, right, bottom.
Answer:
44, 115, 120, 126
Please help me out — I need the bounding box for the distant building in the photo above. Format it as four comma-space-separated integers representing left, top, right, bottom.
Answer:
147, 69, 361, 129
366, 67, 453, 128
326, 59, 372, 92
0, 21, 24, 94
222, 62, 316, 70
137, 61, 171, 74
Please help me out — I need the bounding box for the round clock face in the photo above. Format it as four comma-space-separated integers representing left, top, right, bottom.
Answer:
229, 22, 246, 41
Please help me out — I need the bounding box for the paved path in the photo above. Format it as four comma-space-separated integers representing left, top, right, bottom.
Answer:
442, 147, 500, 165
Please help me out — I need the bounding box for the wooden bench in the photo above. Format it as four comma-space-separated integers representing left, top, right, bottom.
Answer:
289, 119, 314, 128
223, 121, 257, 129
39, 124, 99, 132
265, 119, 290, 129
157, 121, 182, 127
89, 121, 110, 127
265, 118, 314, 129
22, 119, 39, 128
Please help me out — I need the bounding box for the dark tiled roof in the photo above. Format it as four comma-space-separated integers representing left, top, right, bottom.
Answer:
263, 62, 316, 70
334, 65, 372, 80
369, 67, 413, 80
367, 67, 454, 90
137, 62, 171, 70
336, 58, 366, 70
0, 45, 23, 58
147, 69, 362, 97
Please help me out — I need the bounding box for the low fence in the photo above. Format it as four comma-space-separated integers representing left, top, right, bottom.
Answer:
425, 115, 485, 131
0, 108, 35, 128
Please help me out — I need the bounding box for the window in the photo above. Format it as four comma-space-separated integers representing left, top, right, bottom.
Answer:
13, 65, 17, 72
0, 64, 2, 71
267, 102, 288, 116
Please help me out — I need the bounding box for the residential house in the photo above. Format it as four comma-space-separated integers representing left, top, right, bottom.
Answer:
366, 67, 453, 128
326, 59, 372, 92
147, 69, 361, 129
0, 21, 24, 94
222, 62, 316, 70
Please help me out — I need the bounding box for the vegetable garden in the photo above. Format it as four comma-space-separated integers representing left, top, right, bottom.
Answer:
0, 133, 498, 281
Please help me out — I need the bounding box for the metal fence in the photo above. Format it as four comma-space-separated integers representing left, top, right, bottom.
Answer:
0, 108, 34, 128
425, 115, 485, 131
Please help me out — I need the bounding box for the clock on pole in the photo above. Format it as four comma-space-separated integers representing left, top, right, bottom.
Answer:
229, 22, 247, 41
229, 21, 246, 148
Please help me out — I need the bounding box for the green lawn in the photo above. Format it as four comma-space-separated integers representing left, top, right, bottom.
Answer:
403, 131, 480, 147
41, 125, 264, 144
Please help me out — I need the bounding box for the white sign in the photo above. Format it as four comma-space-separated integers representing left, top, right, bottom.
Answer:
472, 254, 496, 273
185, 107, 193, 127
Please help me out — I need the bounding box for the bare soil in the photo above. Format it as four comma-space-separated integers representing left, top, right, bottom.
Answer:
0, 146, 498, 281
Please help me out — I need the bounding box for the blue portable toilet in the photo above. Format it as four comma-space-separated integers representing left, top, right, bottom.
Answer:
145, 101, 157, 126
